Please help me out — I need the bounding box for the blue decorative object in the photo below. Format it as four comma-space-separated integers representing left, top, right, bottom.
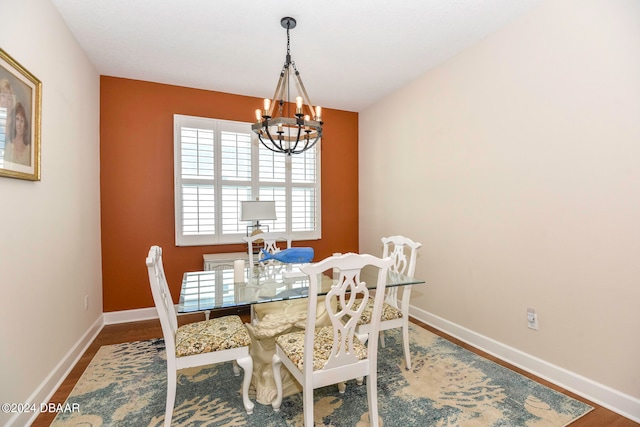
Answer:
259, 247, 314, 263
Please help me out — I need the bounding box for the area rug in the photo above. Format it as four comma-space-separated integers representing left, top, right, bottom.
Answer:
52, 324, 592, 426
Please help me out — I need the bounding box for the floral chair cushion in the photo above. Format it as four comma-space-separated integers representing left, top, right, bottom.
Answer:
175, 315, 251, 358
275, 326, 368, 371
351, 297, 403, 325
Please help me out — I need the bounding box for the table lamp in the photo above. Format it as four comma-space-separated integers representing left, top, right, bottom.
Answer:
241, 200, 277, 236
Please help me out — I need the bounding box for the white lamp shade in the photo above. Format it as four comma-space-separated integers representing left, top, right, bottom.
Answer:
241, 201, 277, 221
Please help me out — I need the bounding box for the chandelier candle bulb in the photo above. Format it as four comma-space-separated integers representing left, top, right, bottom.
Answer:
296, 96, 303, 114
315, 106, 322, 121
263, 98, 271, 113
255, 109, 262, 122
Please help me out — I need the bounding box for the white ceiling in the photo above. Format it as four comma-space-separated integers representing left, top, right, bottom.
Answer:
51, 0, 541, 112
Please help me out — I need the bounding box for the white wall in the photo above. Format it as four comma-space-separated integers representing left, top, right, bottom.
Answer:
360, 0, 640, 419
0, 0, 102, 424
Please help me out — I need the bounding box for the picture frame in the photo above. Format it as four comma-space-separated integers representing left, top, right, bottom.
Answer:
0, 48, 41, 181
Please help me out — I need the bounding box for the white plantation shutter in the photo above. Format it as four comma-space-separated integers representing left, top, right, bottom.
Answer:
291, 148, 318, 234
291, 187, 317, 232
182, 184, 215, 235
220, 130, 251, 180
258, 186, 287, 232
221, 185, 252, 234
291, 149, 317, 183
174, 114, 321, 246
179, 122, 215, 239
259, 147, 286, 182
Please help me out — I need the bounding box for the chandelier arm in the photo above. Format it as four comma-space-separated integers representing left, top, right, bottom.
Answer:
264, 126, 287, 152
290, 134, 320, 154
278, 66, 290, 115
288, 123, 303, 152
292, 66, 318, 118
258, 134, 285, 154
268, 69, 287, 118
299, 134, 311, 153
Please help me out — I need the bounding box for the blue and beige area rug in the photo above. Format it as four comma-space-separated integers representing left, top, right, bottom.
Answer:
52, 325, 592, 426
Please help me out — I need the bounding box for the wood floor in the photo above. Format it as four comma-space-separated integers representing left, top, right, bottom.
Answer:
33, 309, 638, 426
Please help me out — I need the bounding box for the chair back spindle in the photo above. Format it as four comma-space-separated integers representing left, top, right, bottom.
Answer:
243, 232, 292, 266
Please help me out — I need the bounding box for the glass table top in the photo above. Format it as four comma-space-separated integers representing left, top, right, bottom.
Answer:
178, 262, 426, 313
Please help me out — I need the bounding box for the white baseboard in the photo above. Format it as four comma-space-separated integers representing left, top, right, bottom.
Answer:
102, 306, 200, 325
409, 306, 640, 423
7, 316, 103, 427
103, 307, 158, 324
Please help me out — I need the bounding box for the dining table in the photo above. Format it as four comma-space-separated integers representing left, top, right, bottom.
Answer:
178, 259, 426, 405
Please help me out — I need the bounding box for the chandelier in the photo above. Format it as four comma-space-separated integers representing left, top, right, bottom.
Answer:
252, 17, 323, 156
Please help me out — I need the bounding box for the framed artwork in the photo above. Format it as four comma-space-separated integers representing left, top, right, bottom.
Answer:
0, 48, 41, 181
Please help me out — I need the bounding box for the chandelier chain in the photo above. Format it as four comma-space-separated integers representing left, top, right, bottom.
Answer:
286, 24, 291, 59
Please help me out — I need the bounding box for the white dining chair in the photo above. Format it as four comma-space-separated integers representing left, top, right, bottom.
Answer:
354, 235, 422, 369
146, 245, 254, 427
271, 252, 393, 427
243, 232, 292, 267
243, 232, 292, 321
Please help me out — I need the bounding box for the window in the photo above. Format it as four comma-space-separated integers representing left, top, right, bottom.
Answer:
174, 114, 321, 246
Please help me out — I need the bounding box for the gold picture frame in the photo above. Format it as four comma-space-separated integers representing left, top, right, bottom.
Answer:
0, 48, 41, 181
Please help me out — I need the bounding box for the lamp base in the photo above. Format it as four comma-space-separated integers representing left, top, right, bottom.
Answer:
246, 224, 269, 238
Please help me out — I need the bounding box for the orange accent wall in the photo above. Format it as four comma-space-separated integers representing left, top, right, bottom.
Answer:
100, 76, 359, 312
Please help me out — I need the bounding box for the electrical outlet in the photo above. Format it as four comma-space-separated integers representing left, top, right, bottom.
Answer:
527, 308, 539, 330
84, 295, 89, 311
